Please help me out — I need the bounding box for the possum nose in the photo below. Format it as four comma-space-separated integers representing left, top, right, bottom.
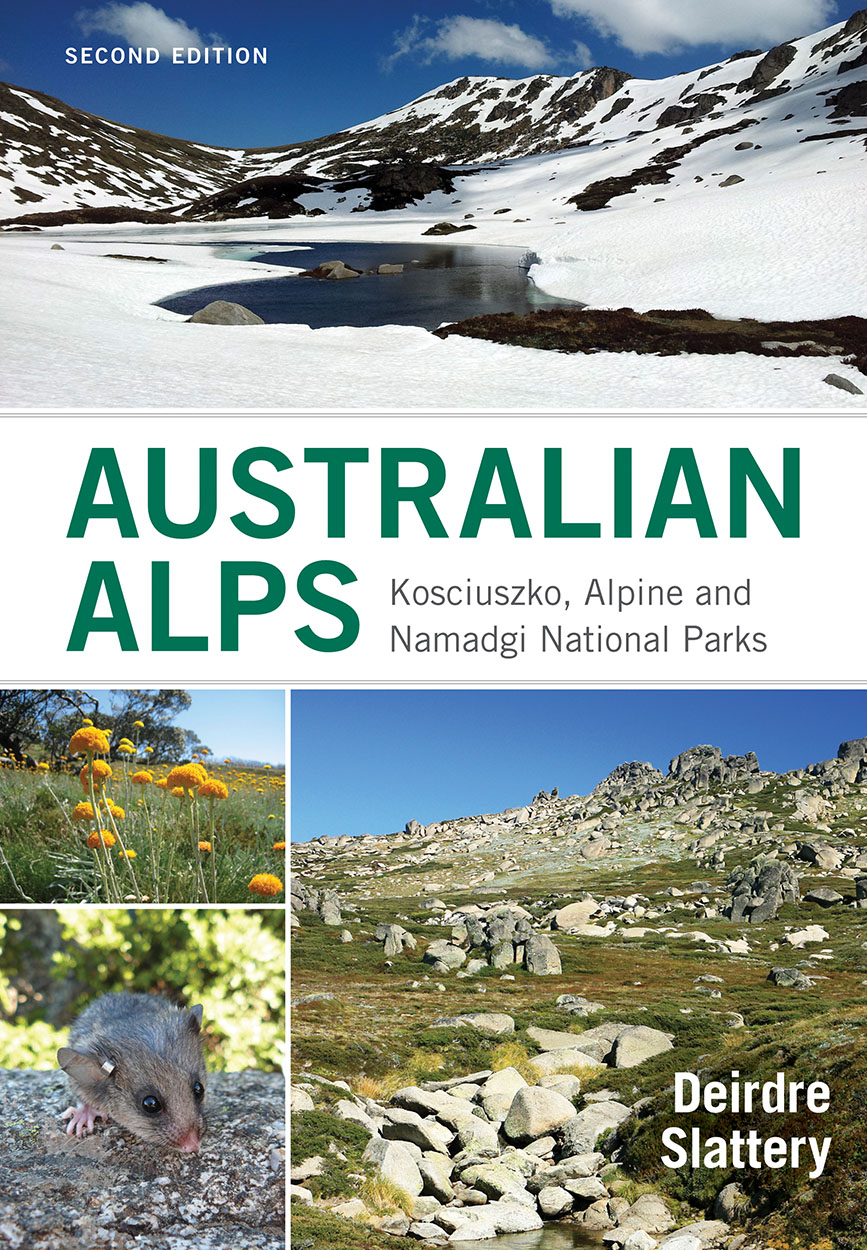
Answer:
177, 1130, 201, 1153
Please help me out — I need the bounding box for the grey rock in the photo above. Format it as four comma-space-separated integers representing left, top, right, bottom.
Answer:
560, 1102, 632, 1154
523, 933, 562, 976
423, 941, 466, 970
528, 1154, 605, 1190
527, 1026, 585, 1051
300, 260, 362, 280
382, 1107, 454, 1153
713, 1181, 747, 1221
0, 1069, 284, 1247
478, 1067, 528, 1121
538, 1185, 575, 1216
824, 373, 864, 395
433, 1012, 514, 1035
188, 300, 264, 325
803, 887, 844, 907
557, 994, 606, 1016
503, 1086, 576, 1144
537, 1073, 582, 1100
459, 1163, 533, 1203
455, 1116, 501, 1153
528, 1048, 605, 1078
363, 1135, 424, 1196
612, 1026, 673, 1068
409, 1220, 448, 1239
418, 1157, 455, 1203
768, 966, 814, 989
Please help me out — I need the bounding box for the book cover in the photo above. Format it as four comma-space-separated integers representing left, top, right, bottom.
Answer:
0, 3, 866, 1249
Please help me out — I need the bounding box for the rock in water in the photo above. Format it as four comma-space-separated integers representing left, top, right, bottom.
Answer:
299, 260, 362, 280
188, 300, 264, 325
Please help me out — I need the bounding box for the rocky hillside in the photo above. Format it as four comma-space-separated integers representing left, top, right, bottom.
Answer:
2, 9, 865, 222
291, 735, 867, 1247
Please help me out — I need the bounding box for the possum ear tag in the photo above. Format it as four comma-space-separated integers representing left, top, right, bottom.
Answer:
58, 1046, 114, 1083
189, 1005, 203, 1031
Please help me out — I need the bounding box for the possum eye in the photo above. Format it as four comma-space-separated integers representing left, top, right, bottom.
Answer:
192, 1081, 205, 1100
141, 1095, 162, 1114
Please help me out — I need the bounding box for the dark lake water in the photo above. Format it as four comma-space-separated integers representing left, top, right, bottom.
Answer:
457, 1225, 602, 1249
156, 240, 579, 330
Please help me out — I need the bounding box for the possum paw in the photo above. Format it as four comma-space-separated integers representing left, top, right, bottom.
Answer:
62, 1104, 105, 1137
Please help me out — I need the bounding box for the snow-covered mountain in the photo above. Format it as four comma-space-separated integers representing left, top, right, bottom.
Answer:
0, 9, 865, 223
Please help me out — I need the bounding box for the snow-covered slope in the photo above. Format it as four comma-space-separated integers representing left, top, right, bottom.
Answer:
1, 9, 865, 221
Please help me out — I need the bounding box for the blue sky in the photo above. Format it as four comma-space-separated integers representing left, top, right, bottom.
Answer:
291, 689, 866, 841
86, 688, 285, 764
0, 1, 841, 146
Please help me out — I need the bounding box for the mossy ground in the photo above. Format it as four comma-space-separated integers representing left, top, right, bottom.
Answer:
433, 308, 867, 377
291, 1203, 417, 1250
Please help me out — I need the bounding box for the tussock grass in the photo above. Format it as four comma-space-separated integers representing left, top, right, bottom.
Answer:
358, 1176, 415, 1216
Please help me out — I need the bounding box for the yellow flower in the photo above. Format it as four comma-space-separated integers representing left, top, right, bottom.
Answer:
155, 777, 168, 788
68, 727, 110, 756
37, 762, 50, 772
171, 786, 185, 799
132, 721, 144, 729
82, 719, 93, 726
118, 848, 136, 858
248, 873, 283, 897
87, 829, 116, 848
107, 803, 125, 819
198, 779, 228, 801
80, 760, 113, 791
144, 746, 154, 754
166, 763, 208, 791
272, 841, 286, 851
131, 770, 152, 785
198, 841, 213, 853
72, 802, 96, 822
267, 814, 276, 820
117, 743, 136, 755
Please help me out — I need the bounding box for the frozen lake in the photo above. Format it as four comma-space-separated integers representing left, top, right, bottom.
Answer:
155, 239, 581, 329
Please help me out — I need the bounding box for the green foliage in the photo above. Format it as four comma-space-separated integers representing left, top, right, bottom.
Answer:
290, 1111, 372, 1198
291, 1203, 417, 1250
615, 1008, 867, 1248
0, 1019, 60, 1068
0, 908, 284, 1071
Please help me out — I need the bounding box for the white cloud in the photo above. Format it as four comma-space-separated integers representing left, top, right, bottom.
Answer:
549, 0, 838, 55
572, 39, 594, 68
387, 14, 557, 71
76, 3, 222, 56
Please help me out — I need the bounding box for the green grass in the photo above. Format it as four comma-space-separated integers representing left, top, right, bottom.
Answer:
0, 759, 285, 903
291, 1203, 416, 1250
291, 1111, 373, 1199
